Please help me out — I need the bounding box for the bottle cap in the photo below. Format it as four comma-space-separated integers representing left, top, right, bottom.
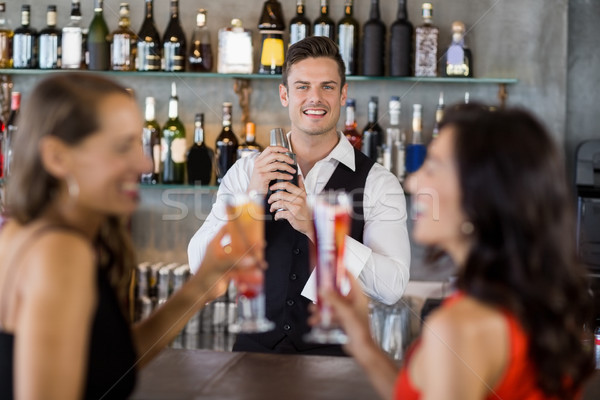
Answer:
246, 122, 256, 135
270, 127, 289, 149
231, 18, 243, 28
196, 9, 207, 26
346, 98, 356, 107
452, 21, 465, 33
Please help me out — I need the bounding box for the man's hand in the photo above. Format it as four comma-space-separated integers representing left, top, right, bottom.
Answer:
268, 176, 315, 242
247, 146, 297, 195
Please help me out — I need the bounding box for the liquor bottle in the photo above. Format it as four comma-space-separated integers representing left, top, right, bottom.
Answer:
289, 0, 310, 46
389, 0, 413, 77
313, 0, 335, 41
343, 99, 361, 150
361, 96, 383, 162
337, 0, 359, 75
441, 21, 473, 78
38, 5, 61, 70
432, 92, 444, 138
387, 97, 405, 181
405, 104, 426, 174
187, 113, 214, 185
215, 102, 239, 185
161, 83, 186, 184
258, 0, 285, 75
362, 0, 385, 76
0, 2, 12, 68
13, 5, 37, 69
87, 0, 109, 71
188, 9, 213, 72
141, 97, 161, 184
414, 2, 438, 77
217, 19, 253, 74
162, 0, 186, 72
3, 92, 21, 177
110, 3, 137, 71
136, 0, 161, 71
237, 122, 262, 159
61, 0, 83, 69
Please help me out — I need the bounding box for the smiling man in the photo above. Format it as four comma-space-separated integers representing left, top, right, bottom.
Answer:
188, 36, 410, 356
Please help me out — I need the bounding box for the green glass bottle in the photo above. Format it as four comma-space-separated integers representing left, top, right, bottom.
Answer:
87, 0, 109, 70
162, 82, 186, 184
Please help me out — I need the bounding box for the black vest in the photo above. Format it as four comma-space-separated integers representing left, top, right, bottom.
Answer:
233, 148, 375, 355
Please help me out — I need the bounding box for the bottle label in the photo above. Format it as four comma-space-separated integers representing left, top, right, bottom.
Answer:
290, 25, 308, 46
111, 33, 133, 69
152, 144, 161, 173
12, 34, 35, 68
415, 26, 438, 77
137, 42, 161, 71
260, 37, 284, 67
61, 29, 83, 68
163, 42, 185, 71
338, 25, 355, 75
170, 137, 187, 163
39, 35, 60, 69
218, 29, 253, 73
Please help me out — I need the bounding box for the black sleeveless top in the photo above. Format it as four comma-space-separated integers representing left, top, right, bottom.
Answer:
0, 227, 138, 399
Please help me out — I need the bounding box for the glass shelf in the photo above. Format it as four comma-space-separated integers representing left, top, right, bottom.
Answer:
0, 69, 518, 85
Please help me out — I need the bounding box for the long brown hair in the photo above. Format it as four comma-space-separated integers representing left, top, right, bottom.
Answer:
440, 104, 594, 398
5, 73, 136, 307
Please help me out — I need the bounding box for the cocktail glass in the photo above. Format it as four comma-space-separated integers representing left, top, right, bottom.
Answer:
227, 191, 275, 333
304, 190, 351, 344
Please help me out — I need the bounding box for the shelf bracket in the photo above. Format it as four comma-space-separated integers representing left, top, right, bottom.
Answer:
498, 83, 508, 108
233, 78, 252, 127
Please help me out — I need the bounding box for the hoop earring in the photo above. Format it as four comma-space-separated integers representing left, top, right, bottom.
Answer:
66, 176, 80, 203
461, 221, 474, 235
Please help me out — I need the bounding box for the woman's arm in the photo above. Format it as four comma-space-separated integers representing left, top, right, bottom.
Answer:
15, 233, 97, 400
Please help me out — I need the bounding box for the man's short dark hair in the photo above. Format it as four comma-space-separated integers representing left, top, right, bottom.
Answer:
282, 36, 346, 90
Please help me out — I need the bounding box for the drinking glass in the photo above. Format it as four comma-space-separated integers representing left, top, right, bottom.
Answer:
227, 191, 275, 333
304, 190, 351, 344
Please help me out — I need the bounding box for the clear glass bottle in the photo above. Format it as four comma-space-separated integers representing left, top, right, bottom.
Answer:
362, 96, 383, 162
215, 102, 239, 185
388, 98, 406, 181
238, 122, 262, 159
136, 0, 161, 71
161, 82, 186, 184
38, 5, 61, 70
389, 0, 413, 77
162, 0, 186, 72
3, 91, 21, 177
337, 0, 359, 75
442, 21, 473, 78
414, 2, 438, 77
141, 96, 161, 184
405, 104, 426, 174
217, 19, 253, 74
432, 91, 444, 138
0, 2, 12, 68
61, 0, 83, 70
110, 3, 137, 71
313, 0, 335, 41
290, 0, 310, 46
87, 0, 109, 71
13, 5, 37, 69
343, 99, 362, 150
362, 0, 385, 76
188, 9, 213, 72
258, 0, 285, 75
187, 113, 214, 185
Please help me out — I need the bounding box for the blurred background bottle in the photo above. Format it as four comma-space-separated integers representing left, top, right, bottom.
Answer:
405, 104, 426, 174
414, 2, 438, 77
13, 5, 37, 69
38, 5, 61, 70
0, 2, 12, 68
141, 96, 161, 185
441, 21, 473, 77
87, 0, 109, 70
217, 18, 253, 74
389, 0, 412, 77
362, 0, 385, 76
188, 9, 213, 72
258, 0, 285, 75
110, 3, 137, 71
343, 98, 361, 150
3, 92, 20, 178
337, 0, 359, 75
187, 113, 214, 185
162, 83, 186, 184
388, 97, 405, 182
289, 0, 310, 46
61, 0, 83, 69
136, 0, 161, 71
362, 96, 383, 162
432, 92, 444, 138
162, 0, 186, 72
238, 122, 262, 159
215, 102, 239, 185
313, 0, 335, 41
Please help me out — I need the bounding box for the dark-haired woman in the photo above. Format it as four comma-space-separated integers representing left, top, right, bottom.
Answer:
315, 104, 594, 399
0, 73, 262, 399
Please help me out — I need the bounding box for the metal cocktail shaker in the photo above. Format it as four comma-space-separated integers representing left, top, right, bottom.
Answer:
269, 128, 298, 189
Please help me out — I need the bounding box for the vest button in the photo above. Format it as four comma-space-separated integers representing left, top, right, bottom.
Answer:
289, 273, 297, 281
293, 248, 301, 255
286, 299, 295, 306
283, 324, 291, 331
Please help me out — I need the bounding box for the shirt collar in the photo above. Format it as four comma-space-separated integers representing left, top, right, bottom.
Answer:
287, 131, 356, 172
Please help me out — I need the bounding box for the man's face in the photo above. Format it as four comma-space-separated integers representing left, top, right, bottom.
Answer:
279, 57, 347, 138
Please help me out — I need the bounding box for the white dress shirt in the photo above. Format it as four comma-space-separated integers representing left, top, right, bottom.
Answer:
187, 132, 411, 305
